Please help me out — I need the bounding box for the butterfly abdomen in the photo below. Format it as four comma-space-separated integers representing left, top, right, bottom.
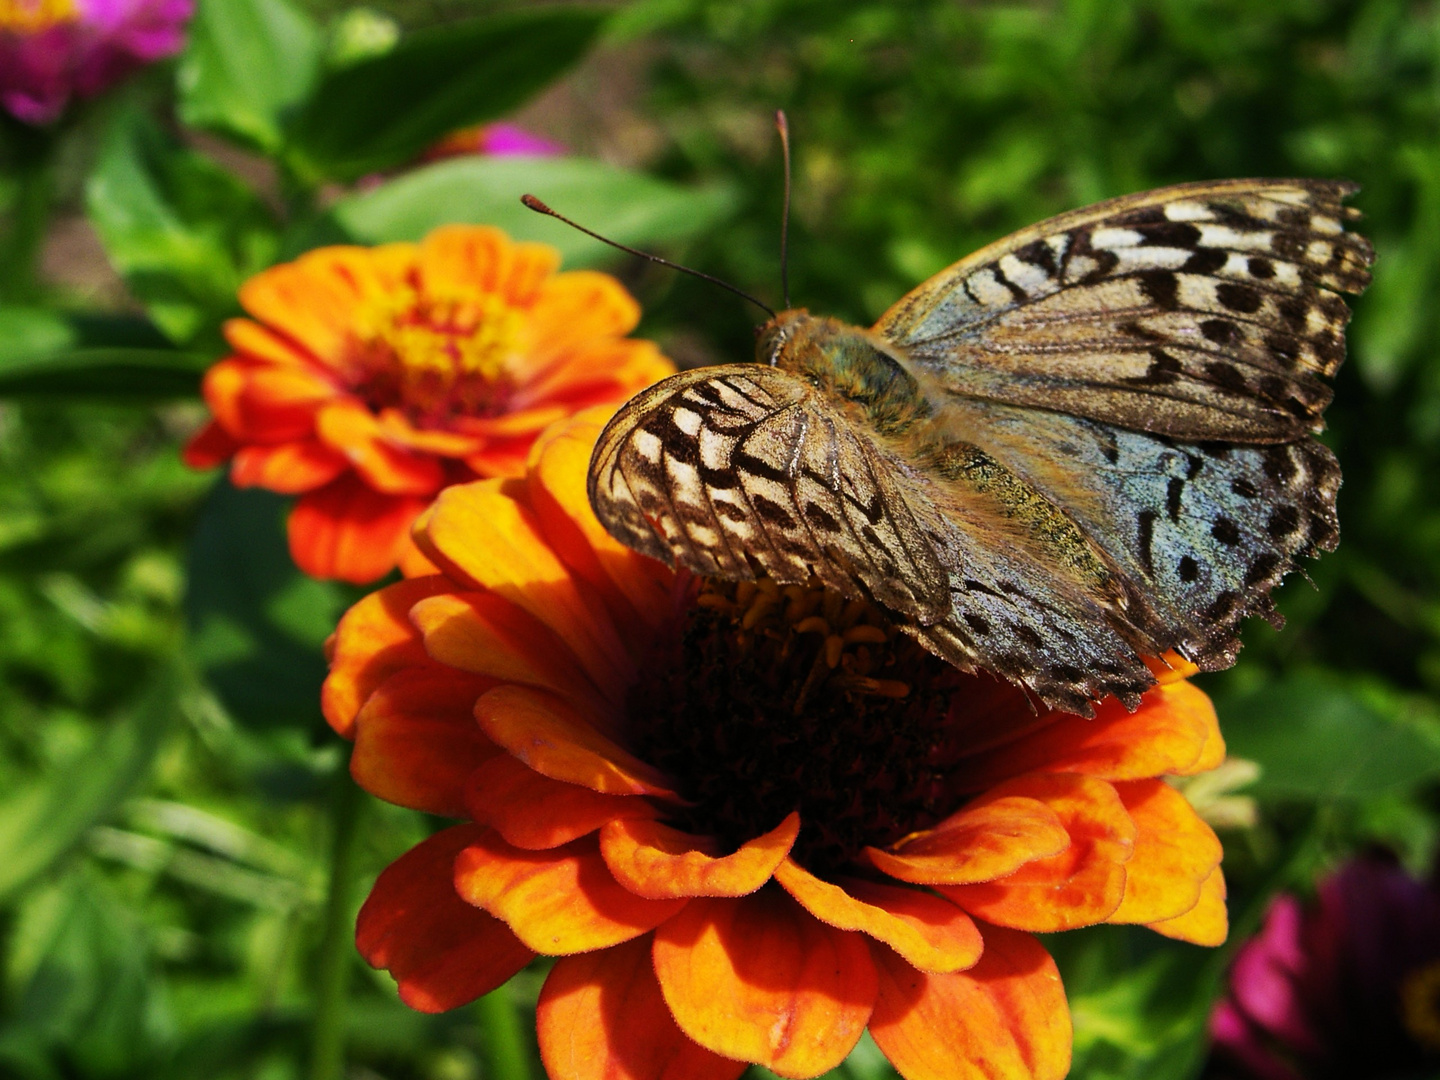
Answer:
764, 312, 933, 438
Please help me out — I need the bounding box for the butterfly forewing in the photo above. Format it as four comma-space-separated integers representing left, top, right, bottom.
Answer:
876, 179, 1373, 442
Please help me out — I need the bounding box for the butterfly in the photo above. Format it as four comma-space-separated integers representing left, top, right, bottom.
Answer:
587, 179, 1373, 715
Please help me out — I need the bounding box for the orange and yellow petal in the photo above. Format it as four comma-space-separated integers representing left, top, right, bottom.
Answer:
357, 825, 534, 1013
182, 419, 242, 468
455, 832, 688, 955
230, 440, 349, 493
949, 680, 1222, 791
600, 814, 799, 900
1106, 778, 1223, 927
414, 479, 633, 704
869, 925, 1071, 1080
409, 590, 600, 711
775, 861, 984, 975
420, 224, 561, 309
867, 794, 1070, 886
652, 890, 876, 1079
1147, 866, 1228, 946
526, 272, 641, 360
941, 774, 1136, 932
537, 936, 746, 1080
465, 753, 652, 851
475, 685, 675, 798
316, 400, 446, 495
322, 575, 453, 736
289, 475, 430, 584
202, 357, 336, 443
349, 667, 500, 817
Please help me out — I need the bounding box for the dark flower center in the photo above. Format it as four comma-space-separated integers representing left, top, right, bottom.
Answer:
628, 576, 983, 877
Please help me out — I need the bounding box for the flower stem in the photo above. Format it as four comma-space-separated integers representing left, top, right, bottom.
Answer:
476, 984, 535, 1080
308, 770, 365, 1080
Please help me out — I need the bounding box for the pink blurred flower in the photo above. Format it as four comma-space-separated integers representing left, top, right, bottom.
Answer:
1206, 853, 1440, 1079
421, 121, 565, 161
0, 0, 193, 125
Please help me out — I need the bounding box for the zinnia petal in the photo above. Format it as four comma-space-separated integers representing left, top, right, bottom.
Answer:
941, 774, 1136, 932
230, 440, 349, 493
202, 357, 336, 442
869, 924, 1071, 1080
409, 590, 601, 711
1107, 778, 1223, 926
867, 794, 1070, 885
475, 684, 676, 798
537, 936, 746, 1080
652, 889, 877, 1078
528, 272, 642, 357
455, 832, 687, 954
949, 680, 1222, 790
600, 814, 799, 899
289, 475, 429, 584
350, 667, 500, 817
775, 861, 983, 975
420, 224, 560, 308
357, 824, 534, 1013
414, 480, 633, 702
1148, 866, 1228, 947
182, 419, 242, 468
465, 753, 652, 850
315, 400, 446, 495
323, 576, 452, 736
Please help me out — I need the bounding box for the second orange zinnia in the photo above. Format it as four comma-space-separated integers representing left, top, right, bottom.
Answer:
184, 226, 674, 583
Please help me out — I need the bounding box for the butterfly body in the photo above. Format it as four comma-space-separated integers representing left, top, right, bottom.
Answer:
590, 179, 1372, 714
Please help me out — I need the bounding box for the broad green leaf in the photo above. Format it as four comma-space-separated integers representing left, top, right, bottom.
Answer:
185, 481, 356, 730
0, 349, 203, 400
333, 156, 737, 267
85, 109, 280, 346
176, 0, 322, 153
0, 669, 177, 902
1217, 672, 1440, 800
285, 7, 606, 182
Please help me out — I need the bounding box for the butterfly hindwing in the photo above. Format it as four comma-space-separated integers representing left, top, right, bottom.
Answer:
876, 179, 1373, 442
952, 398, 1341, 672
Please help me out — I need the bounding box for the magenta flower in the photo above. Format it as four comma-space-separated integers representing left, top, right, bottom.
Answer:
421, 121, 565, 161
0, 0, 193, 125
1206, 853, 1440, 1079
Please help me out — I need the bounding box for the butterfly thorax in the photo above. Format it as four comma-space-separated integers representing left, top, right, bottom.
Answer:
758, 310, 933, 438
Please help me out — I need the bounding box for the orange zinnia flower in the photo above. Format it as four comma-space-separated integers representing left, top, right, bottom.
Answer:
324, 409, 1229, 1080
183, 226, 673, 583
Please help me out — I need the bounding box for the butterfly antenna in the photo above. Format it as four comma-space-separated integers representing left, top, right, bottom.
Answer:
521, 195, 776, 318
776, 109, 792, 310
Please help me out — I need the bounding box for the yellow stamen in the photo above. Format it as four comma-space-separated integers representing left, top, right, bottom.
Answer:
0, 0, 76, 32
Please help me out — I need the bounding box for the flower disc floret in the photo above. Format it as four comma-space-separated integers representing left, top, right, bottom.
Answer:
184, 226, 674, 583
325, 409, 1231, 1080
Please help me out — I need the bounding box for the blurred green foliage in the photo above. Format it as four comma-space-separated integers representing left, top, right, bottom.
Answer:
0, 0, 1438, 1077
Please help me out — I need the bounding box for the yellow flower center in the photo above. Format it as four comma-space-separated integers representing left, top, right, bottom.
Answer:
348, 286, 524, 424
0, 0, 77, 32
1401, 959, 1440, 1053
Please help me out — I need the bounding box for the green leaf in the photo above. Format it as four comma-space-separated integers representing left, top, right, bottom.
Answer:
176, 0, 322, 153
1217, 671, 1440, 800
85, 109, 280, 346
285, 6, 606, 182
0, 670, 177, 902
333, 156, 737, 267
185, 481, 357, 730
0, 349, 204, 400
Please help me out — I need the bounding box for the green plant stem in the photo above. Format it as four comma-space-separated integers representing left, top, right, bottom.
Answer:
476, 984, 534, 1080
308, 771, 365, 1080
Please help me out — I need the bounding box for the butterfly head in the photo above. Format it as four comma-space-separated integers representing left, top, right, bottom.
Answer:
755, 309, 816, 368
